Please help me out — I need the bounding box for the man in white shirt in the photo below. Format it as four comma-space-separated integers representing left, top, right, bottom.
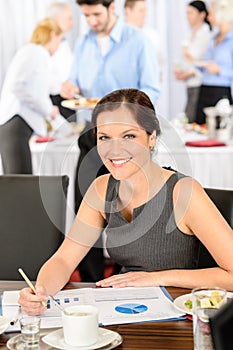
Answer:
47, 2, 75, 120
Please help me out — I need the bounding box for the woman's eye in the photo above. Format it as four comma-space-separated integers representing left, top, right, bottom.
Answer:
98, 136, 109, 141
124, 134, 135, 139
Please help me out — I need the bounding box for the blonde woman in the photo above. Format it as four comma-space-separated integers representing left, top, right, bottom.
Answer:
195, 0, 233, 124
0, 19, 62, 174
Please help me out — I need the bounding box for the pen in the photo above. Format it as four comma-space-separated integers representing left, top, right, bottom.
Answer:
18, 268, 47, 307
10, 306, 21, 326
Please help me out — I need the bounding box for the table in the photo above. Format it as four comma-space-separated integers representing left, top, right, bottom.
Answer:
155, 126, 233, 190
30, 135, 80, 233
0, 281, 193, 350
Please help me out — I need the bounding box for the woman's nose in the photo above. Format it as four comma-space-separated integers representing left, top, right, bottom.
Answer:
99, 139, 125, 156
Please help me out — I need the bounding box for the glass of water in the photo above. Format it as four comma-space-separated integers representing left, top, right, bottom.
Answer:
192, 287, 227, 350
20, 316, 41, 347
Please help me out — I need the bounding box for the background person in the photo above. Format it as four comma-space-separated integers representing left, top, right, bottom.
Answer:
195, 0, 233, 124
0, 18, 62, 174
174, 0, 212, 123
124, 0, 164, 82
47, 2, 75, 120
61, 0, 160, 283
18, 88, 233, 315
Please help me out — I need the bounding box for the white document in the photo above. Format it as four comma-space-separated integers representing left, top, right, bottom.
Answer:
2, 287, 184, 332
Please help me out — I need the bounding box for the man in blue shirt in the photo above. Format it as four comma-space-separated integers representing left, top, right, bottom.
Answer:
61, 0, 160, 282
62, 0, 159, 102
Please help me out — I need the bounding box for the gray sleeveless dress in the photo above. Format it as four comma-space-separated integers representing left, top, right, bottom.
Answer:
105, 172, 200, 272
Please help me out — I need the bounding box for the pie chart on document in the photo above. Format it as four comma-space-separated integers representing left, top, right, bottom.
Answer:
115, 303, 148, 314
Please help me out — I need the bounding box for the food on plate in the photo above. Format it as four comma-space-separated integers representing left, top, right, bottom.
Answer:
62, 97, 99, 110
184, 122, 208, 134
74, 97, 99, 106
184, 298, 192, 310
184, 291, 224, 311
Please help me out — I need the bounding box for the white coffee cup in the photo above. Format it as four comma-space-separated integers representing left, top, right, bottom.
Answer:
62, 305, 99, 347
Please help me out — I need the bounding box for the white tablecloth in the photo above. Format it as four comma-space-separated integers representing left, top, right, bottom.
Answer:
30, 135, 80, 233
155, 127, 233, 190
1, 129, 232, 232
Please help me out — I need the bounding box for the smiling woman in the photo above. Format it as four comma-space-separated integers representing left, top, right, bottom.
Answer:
18, 88, 233, 316
92, 89, 160, 181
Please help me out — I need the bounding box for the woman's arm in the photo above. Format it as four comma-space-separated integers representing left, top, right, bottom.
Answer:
18, 176, 108, 314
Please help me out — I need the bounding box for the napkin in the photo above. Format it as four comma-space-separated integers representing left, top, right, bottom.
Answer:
35, 136, 55, 143
185, 139, 226, 147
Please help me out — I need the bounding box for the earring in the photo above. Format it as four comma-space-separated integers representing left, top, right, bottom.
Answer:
149, 145, 155, 152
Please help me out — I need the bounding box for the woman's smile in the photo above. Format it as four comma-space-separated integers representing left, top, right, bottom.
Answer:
110, 157, 132, 167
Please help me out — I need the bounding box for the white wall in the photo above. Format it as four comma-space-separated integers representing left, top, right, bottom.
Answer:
0, 0, 190, 121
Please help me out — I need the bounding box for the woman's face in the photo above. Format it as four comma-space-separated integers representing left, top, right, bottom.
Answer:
186, 6, 205, 27
96, 106, 155, 180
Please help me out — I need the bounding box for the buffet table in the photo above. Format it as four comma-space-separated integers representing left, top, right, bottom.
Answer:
30, 134, 80, 233
155, 126, 233, 190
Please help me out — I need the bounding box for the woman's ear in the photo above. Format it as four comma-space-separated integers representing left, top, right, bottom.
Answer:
149, 131, 156, 149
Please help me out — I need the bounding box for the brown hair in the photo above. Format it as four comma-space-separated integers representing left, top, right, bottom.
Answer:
92, 88, 161, 136
77, 0, 113, 8
30, 18, 62, 46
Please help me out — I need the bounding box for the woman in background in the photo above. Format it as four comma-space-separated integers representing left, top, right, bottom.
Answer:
0, 18, 62, 173
175, 0, 212, 123
195, 0, 233, 124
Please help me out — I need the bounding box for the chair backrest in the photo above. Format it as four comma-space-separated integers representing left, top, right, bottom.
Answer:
198, 188, 233, 268
0, 175, 69, 280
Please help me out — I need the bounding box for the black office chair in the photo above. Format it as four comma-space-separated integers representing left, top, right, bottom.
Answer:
0, 175, 69, 280
198, 188, 233, 268
210, 297, 233, 350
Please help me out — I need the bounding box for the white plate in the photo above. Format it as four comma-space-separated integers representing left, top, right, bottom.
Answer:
0, 316, 10, 334
173, 292, 233, 316
173, 293, 193, 315
61, 99, 97, 110
42, 327, 122, 350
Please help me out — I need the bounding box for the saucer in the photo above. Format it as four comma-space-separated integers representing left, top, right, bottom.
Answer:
7, 333, 48, 350
6, 329, 122, 350
42, 327, 123, 349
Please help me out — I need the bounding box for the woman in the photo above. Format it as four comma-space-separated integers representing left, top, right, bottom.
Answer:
175, 0, 212, 123
0, 18, 62, 173
18, 88, 233, 315
195, 0, 233, 124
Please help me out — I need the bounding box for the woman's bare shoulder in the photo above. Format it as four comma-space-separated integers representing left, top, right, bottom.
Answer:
83, 174, 111, 212
93, 174, 111, 198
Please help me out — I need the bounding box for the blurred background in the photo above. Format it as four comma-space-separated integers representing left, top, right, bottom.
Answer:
0, 0, 198, 121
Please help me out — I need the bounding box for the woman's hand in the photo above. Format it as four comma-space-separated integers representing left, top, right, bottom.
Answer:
96, 271, 159, 288
18, 286, 48, 316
